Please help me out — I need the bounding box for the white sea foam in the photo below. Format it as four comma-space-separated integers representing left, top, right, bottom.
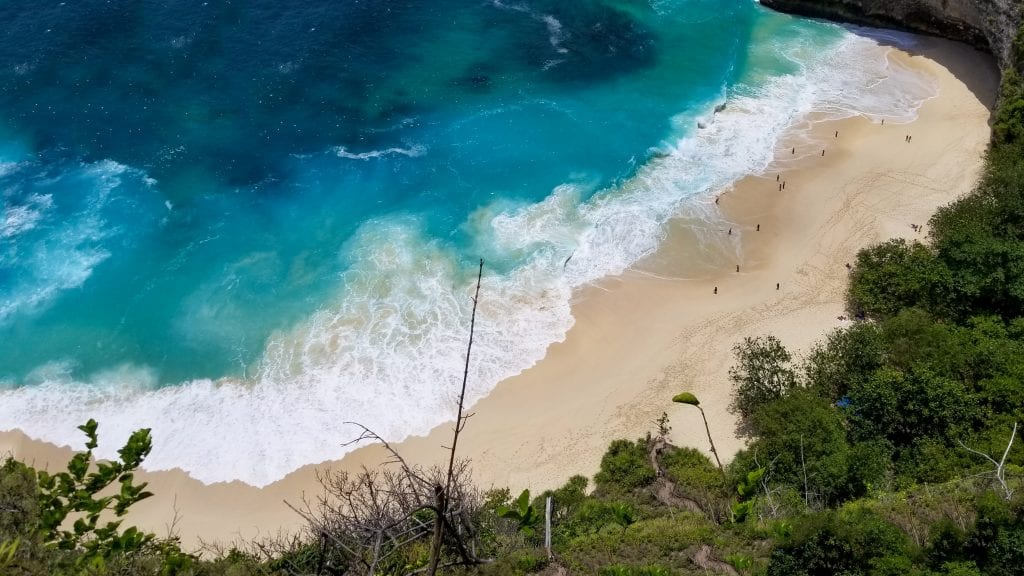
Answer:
334, 144, 426, 161
489, 1, 569, 58
540, 15, 569, 54
1, 193, 53, 239
0, 30, 939, 485
0, 160, 138, 324
0, 161, 22, 178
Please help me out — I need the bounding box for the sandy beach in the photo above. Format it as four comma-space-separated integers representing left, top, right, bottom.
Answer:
0, 35, 999, 549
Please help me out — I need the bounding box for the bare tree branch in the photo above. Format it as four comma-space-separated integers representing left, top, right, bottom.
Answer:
286, 261, 490, 576
959, 422, 1018, 501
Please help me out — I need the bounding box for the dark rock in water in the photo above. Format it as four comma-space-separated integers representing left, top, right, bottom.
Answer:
454, 63, 494, 92
649, 149, 671, 159
697, 121, 708, 129
714, 102, 726, 114
760, 0, 1020, 69
455, 74, 492, 92
529, 1, 658, 84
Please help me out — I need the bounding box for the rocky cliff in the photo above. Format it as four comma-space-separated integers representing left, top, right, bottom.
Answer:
760, 0, 1021, 69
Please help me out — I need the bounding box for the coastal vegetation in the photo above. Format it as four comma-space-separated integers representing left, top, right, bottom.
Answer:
5, 22, 1024, 576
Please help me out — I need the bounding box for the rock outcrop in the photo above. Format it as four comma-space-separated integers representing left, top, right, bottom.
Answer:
760, 0, 1021, 69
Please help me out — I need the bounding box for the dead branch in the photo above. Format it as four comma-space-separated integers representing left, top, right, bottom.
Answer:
959, 422, 1018, 501
287, 261, 490, 576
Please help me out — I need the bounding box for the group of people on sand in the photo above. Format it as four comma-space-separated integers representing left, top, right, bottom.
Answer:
712, 121, 913, 297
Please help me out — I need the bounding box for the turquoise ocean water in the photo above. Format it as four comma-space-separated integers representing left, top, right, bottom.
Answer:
0, 1, 935, 485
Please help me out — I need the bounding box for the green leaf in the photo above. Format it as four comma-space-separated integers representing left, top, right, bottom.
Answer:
496, 505, 521, 522
0, 539, 19, 566
515, 489, 530, 514
672, 392, 701, 406
78, 419, 100, 450
118, 429, 153, 468
73, 518, 90, 536
67, 453, 90, 482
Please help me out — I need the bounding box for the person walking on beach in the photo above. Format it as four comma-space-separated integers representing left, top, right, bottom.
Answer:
756, 224, 760, 231
728, 227, 732, 235
713, 286, 717, 294
736, 264, 740, 273
834, 130, 838, 138
776, 282, 780, 290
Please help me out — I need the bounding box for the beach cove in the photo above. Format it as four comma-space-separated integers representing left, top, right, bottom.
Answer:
1, 32, 998, 548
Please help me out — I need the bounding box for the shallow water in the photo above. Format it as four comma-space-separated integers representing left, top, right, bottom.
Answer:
0, 1, 934, 485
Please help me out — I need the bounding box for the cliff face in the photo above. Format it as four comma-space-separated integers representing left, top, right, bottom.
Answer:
760, 0, 1020, 69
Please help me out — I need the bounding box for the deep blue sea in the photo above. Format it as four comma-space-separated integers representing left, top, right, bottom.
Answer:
0, 1, 935, 484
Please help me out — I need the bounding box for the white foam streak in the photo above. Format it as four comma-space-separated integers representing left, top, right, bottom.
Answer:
540, 15, 569, 54
0, 160, 132, 323
489, 1, 569, 57
0, 32, 939, 486
334, 145, 426, 161
1, 194, 53, 239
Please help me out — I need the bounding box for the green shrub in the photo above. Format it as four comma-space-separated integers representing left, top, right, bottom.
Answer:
559, 515, 715, 574
661, 446, 729, 519
767, 508, 910, 576
927, 519, 968, 569
561, 500, 637, 538
599, 564, 671, 576
540, 475, 589, 523
594, 439, 656, 494
475, 548, 549, 576
937, 561, 983, 576
986, 523, 1024, 576
993, 69, 1024, 145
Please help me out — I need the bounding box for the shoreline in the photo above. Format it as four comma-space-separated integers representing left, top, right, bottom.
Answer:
0, 35, 999, 549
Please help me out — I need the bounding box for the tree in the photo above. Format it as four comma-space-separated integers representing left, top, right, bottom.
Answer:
747, 390, 867, 505
802, 323, 883, 402
35, 419, 156, 563
0, 420, 193, 575
847, 366, 975, 448
728, 336, 798, 433
847, 238, 951, 319
671, 392, 723, 473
